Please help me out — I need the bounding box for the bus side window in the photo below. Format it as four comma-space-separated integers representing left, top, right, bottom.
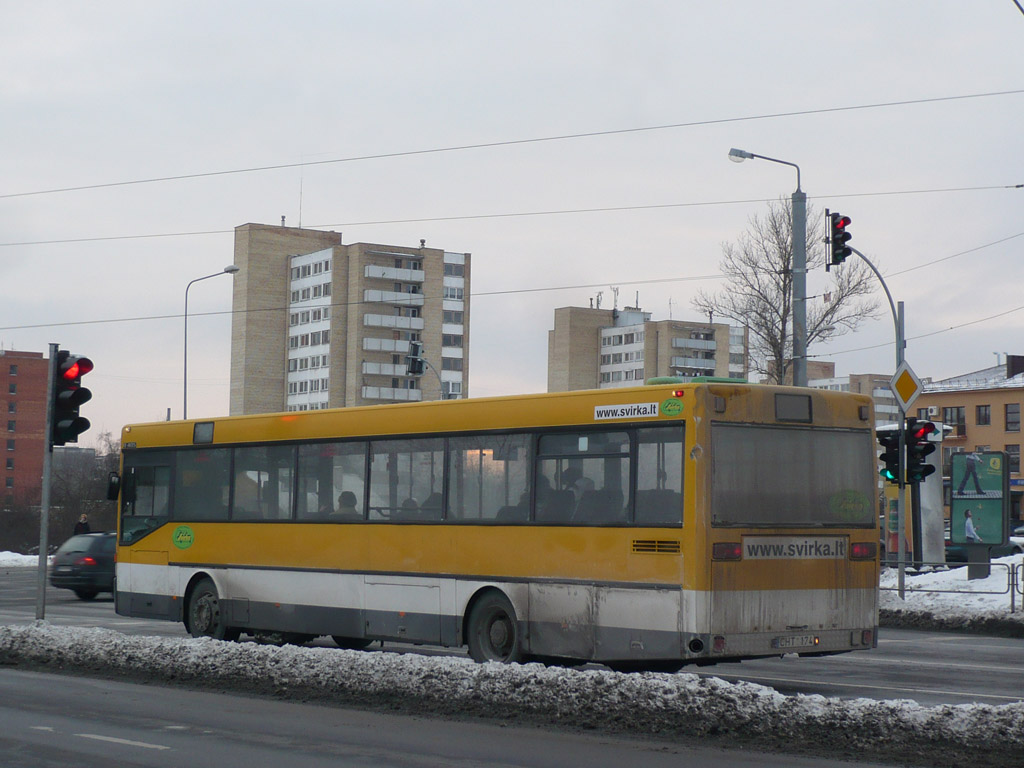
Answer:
120, 460, 172, 544
448, 434, 530, 523
175, 448, 230, 522
635, 426, 684, 526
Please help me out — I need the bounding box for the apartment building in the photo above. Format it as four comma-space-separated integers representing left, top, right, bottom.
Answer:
913, 356, 1024, 523
808, 364, 900, 431
547, 304, 748, 392
1, 350, 48, 509
230, 223, 469, 415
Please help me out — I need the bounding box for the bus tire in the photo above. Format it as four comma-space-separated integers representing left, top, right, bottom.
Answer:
466, 591, 522, 664
187, 578, 240, 641
332, 636, 373, 650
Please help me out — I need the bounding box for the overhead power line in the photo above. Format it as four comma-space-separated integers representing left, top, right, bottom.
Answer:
1, 183, 1019, 249
2, 89, 1021, 201
0, 273, 727, 333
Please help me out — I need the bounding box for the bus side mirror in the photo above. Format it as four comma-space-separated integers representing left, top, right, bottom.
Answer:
107, 472, 121, 501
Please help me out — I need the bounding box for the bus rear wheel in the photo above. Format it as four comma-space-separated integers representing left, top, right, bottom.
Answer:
467, 592, 521, 663
187, 578, 240, 641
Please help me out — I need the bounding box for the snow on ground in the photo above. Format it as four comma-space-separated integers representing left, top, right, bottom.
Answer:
880, 553, 1024, 632
3, 552, 1024, 766
0, 552, 39, 567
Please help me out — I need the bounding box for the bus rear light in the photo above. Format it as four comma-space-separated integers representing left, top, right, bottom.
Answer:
850, 542, 877, 560
712, 635, 726, 653
712, 542, 742, 560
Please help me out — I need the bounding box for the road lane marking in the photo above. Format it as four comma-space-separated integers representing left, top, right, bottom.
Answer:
700, 673, 1024, 703
75, 734, 171, 751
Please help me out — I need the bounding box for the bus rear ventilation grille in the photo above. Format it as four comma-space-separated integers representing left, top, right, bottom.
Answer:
632, 539, 681, 554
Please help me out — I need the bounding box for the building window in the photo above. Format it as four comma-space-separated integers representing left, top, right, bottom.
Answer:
1006, 403, 1020, 433
443, 310, 463, 324
976, 405, 991, 426
5, 458, 12, 470
441, 358, 464, 372
444, 263, 464, 277
443, 287, 464, 300
5, 440, 13, 451
5, 477, 12, 489
6, 421, 14, 433
8, 383, 15, 395
8, 365, 16, 376
942, 406, 966, 432
1006, 444, 1020, 474
7, 403, 14, 414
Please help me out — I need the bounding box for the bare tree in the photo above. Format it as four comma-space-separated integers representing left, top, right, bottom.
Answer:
692, 199, 880, 383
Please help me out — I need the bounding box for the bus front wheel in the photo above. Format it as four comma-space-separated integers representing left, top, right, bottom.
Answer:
187, 578, 240, 641
467, 592, 522, 663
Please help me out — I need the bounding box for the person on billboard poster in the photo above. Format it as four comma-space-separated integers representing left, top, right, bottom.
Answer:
964, 509, 983, 543
956, 451, 984, 496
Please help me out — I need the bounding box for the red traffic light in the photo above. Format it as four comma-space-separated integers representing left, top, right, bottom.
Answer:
908, 420, 937, 442
60, 356, 94, 380
833, 214, 851, 230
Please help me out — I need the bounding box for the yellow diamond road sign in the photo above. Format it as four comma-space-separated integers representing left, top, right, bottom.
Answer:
890, 361, 922, 411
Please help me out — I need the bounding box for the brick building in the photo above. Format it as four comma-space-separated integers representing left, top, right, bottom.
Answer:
1, 350, 48, 509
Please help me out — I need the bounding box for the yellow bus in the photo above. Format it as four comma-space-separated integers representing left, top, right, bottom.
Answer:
111, 380, 879, 670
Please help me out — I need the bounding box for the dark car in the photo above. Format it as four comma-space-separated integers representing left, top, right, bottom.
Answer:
945, 538, 1024, 563
49, 532, 116, 600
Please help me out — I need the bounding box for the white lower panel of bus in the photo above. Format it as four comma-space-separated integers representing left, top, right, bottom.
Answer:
118, 564, 875, 663
703, 587, 878, 658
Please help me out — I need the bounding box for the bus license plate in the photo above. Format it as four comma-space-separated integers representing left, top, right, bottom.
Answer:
772, 634, 817, 650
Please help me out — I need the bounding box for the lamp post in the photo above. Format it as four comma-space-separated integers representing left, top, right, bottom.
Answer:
728, 148, 807, 387
184, 265, 239, 419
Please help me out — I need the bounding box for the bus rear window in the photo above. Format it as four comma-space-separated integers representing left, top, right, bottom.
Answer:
711, 423, 874, 527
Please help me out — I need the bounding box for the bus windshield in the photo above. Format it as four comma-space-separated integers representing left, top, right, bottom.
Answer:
711, 423, 875, 528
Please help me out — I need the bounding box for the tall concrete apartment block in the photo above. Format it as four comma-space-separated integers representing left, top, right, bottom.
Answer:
230, 223, 469, 415
547, 305, 748, 392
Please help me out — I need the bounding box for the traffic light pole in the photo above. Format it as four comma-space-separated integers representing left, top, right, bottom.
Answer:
35, 343, 58, 620
849, 248, 908, 598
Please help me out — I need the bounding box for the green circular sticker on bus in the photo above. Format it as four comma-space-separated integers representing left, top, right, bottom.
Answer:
172, 525, 195, 550
661, 398, 684, 416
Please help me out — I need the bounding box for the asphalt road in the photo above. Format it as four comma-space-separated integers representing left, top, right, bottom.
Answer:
1, 667, 894, 768
3, 566, 1022, 708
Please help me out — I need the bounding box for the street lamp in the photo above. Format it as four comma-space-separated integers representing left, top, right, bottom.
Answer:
184, 265, 240, 420
728, 148, 807, 387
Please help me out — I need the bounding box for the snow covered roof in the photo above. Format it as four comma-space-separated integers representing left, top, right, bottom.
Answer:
923, 364, 1024, 393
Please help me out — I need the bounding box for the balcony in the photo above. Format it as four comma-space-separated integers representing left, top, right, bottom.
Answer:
362, 386, 422, 402
363, 314, 424, 331
363, 338, 411, 353
671, 356, 716, 369
364, 289, 424, 307
364, 265, 425, 283
672, 338, 715, 351
362, 362, 407, 376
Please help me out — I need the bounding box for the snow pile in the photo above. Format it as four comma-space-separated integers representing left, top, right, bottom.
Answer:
0, 552, 39, 568
1, 622, 1022, 766
880, 554, 1024, 634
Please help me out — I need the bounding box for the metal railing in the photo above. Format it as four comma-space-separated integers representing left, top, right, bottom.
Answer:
880, 561, 1021, 613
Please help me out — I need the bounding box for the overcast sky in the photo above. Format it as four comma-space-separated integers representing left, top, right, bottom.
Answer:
2, 1, 1022, 447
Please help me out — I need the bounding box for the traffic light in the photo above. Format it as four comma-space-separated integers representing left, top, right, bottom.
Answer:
829, 211, 852, 265
905, 417, 937, 484
405, 340, 425, 376
876, 427, 900, 484
51, 350, 93, 446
